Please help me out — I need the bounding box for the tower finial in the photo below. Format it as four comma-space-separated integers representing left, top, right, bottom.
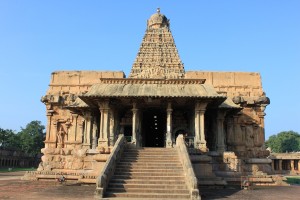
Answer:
157, 8, 160, 14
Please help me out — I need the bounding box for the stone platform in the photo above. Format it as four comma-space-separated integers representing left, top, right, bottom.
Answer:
1, 171, 300, 200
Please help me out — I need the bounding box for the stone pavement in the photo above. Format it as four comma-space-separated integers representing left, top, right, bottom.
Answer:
1, 171, 300, 200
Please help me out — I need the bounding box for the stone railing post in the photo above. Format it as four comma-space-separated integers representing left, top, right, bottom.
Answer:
176, 134, 201, 200
95, 134, 125, 197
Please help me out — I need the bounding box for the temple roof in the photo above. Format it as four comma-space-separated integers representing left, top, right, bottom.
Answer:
129, 9, 185, 79
80, 79, 224, 99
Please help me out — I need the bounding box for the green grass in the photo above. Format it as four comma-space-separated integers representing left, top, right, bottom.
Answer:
0, 167, 36, 172
285, 176, 300, 185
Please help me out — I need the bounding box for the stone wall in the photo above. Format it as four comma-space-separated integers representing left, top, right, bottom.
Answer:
0, 149, 36, 168
47, 71, 125, 94
185, 71, 263, 98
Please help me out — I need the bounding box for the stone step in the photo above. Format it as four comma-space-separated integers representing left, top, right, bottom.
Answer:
106, 188, 190, 194
117, 162, 182, 167
108, 183, 188, 190
109, 179, 186, 185
114, 168, 184, 173
125, 148, 177, 151
114, 172, 183, 177
123, 155, 179, 159
105, 192, 190, 199
112, 175, 185, 180
120, 158, 181, 164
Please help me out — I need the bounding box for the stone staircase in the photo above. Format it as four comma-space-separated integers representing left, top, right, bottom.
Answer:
103, 147, 191, 199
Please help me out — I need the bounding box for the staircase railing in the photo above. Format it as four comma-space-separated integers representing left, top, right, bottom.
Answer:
95, 134, 125, 197
176, 134, 201, 200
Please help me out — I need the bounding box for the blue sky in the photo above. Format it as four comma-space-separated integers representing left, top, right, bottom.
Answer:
0, 1, 299, 139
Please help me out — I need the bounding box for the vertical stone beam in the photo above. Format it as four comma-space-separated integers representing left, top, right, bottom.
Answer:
257, 106, 267, 147
83, 111, 92, 148
51, 120, 58, 148
109, 110, 115, 146
166, 102, 173, 148
132, 102, 138, 146
217, 110, 226, 153
98, 100, 110, 148
291, 160, 295, 171
45, 113, 53, 148
70, 113, 78, 142
195, 102, 208, 151
77, 119, 84, 143
194, 109, 200, 147
92, 117, 98, 149
279, 160, 283, 171
271, 160, 275, 171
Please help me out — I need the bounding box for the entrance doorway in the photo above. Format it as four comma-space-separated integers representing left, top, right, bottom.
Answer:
143, 108, 166, 147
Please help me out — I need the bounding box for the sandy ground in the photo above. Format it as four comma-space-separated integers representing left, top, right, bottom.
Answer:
0, 171, 300, 200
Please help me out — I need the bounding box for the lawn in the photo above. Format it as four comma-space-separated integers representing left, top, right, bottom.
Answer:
285, 176, 300, 185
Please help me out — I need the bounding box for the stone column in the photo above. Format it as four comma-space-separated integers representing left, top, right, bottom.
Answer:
291, 160, 295, 171
109, 110, 115, 146
50, 120, 58, 148
279, 160, 283, 171
70, 113, 78, 142
132, 102, 138, 146
271, 160, 275, 171
194, 109, 200, 147
83, 111, 92, 148
77, 119, 84, 143
257, 106, 266, 147
92, 118, 98, 149
98, 100, 110, 148
194, 102, 208, 151
166, 102, 173, 148
217, 110, 226, 153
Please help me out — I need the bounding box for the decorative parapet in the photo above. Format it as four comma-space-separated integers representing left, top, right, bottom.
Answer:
95, 134, 125, 197
176, 134, 201, 200
99, 78, 206, 85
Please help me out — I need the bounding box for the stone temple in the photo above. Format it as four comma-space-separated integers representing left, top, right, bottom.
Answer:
24, 9, 284, 199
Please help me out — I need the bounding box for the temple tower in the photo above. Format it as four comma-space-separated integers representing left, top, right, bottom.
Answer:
129, 8, 185, 79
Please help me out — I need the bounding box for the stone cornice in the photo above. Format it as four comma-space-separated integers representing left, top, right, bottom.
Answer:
99, 78, 206, 85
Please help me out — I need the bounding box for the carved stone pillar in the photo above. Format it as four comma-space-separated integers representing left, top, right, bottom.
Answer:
109, 110, 115, 146
92, 118, 98, 149
233, 115, 241, 146
279, 160, 283, 171
166, 102, 173, 148
77, 119, 84, 143
291, 160, 295, 171
98, 100, 110, 148
194, 102, 208, 151
217, 110, 226, 153
132, 102, 138, 146
194, 109, 200, 147
83, 111, 92, 148
44, 107, 54, 148
70, 113, 78, 143
257, 107, 266, 147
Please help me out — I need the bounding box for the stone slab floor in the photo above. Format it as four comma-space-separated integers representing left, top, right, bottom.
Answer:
1, 171, 300, 200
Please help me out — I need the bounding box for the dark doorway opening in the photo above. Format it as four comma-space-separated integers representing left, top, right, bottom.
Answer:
124, 126, 132, 142
143, 108, 166, 147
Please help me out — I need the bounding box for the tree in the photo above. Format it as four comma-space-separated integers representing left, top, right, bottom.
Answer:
18, 121, 45, 156
265, 131, 300, 153
0, 128, 19, 150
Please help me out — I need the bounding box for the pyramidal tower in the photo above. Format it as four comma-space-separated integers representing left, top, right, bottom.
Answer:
129, 8, 185, 79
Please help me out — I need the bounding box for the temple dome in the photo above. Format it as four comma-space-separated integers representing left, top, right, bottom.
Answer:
147, 8, 169, 29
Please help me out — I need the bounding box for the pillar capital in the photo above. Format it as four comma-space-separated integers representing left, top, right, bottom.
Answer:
195, 102, 208, 112
97, 99, 110, 110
